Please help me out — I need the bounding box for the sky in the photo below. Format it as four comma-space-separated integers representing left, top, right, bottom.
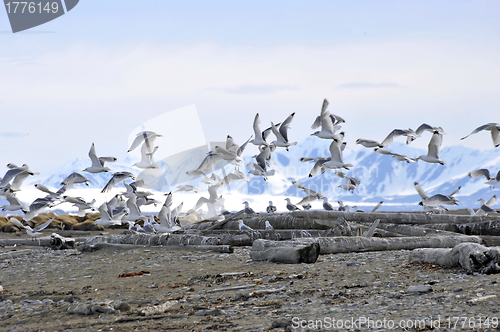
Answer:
1, 0, 500, 173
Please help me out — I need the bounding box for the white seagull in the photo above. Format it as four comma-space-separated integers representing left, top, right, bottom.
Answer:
468, 169, 500, 188
83, 143, 116, 173
270, 113, 297, 151
461, 123, 500, 148
416, 131, 446, 165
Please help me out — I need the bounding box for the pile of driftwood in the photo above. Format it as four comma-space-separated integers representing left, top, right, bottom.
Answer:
2, 210, 499, 272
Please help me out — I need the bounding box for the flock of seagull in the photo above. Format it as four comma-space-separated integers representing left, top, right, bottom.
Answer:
1, 99, 500, 237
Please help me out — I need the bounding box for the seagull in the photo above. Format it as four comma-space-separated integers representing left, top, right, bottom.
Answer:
122, 193, 145, 222
356, 129, 417, 148
101, 171, 135, 193
214, 135, 251, 164
468, 169, 500, 188
24, 196, 58, 221
175, 185, 200, 193
11, 217, 55, 240
413, 123, 445, 142
247, 161, 275, 181
414, 182, 460, 209
153, 192, 182, 232
237, 220, 253, 231
63, 196, 96, 217
461, 123, 500, 148
270, 113, 297, 151
310, 99, 343, 139
338, 176, 360, 193
133, 142, 159, 169
0, 164, 37, 191
264, 221, 274, 230
242, 201, 255, 214
186, 152, 224, 177
337, 200, 346, 211
322, 197, 334, 211
83, 143, 116, 173
249, 113, 276, 146
95, 202, 122, 227
416, 131, 446, 165
477, 195, 498, 215
1, 192, 28, 213
266, 201, 277, 213
300, 157, 330, 177
128, 130, 163, 154
321, 138, 354, 170
285, 198, 300, 212
200, 172, 221, 185
34, 184, 63, 199
301, 203, 312, 210
61, 172, 92, 189
374, 148, 417, 163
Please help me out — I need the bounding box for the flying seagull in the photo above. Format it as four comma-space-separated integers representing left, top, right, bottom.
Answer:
416, 131, 446, 165
461, 123, 500, 148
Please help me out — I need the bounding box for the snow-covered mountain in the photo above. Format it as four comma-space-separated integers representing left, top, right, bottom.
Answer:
3, 136, 500, 212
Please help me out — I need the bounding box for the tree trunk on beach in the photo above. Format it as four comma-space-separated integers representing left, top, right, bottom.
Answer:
275, 235, 483, 254
249, 239, 320, 264
409, 243, 500, 274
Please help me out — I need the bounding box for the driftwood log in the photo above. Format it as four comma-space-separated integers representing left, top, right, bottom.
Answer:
249, 239, 320, 264
84, 231, 222, 246
409, 243, 500, 274
293, 210, 500, 225
274, 235, 483, 254
373, 223, 460, 237
77, 242, 233, 253
50, 233, 76, 250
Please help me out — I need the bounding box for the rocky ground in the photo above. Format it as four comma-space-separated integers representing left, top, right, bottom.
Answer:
1, 229, 499, 332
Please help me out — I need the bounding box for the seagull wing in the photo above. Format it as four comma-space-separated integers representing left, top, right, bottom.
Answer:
486, 195, 497, 207
252, 113, 263, 140
427, 132, 442, 159
328, 139, 345, 163
414, 182, 429, 200
468, 169, 491, 180
9, 217, 25, 229
88, 143, 102, 168
448, 186, 461, 196
491, 126, 500, 147
270, 121, 284, 141
34, 217, 56, 232
279, 113, 295, 142
237, 136, 252, 157
461, 123, 498, 140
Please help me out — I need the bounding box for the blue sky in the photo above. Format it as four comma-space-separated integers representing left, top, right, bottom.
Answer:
1, 1, 500, 172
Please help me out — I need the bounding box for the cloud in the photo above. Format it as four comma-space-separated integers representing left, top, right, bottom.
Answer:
0, 132, 29, 138
208, 84, 299, 95
337, 82, 404, 89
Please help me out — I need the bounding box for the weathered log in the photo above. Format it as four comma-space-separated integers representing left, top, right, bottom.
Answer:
197, 229, 350, 246
77, 242, 233, 253
276, 235, 483, 254
249, 239, 320, 264
85, 231, 222, 246
478, 236, 500, 247
50, 233, 76, 250
0, 236, 89, 247
293, 210, 500, 225
409, 243, 500, 274
457, 220, 500, 236
185, 214, 329, 231
374, 223, 460, 237
349, 222, 405, 237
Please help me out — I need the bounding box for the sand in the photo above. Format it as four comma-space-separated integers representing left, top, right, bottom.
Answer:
1, 227, 499, 332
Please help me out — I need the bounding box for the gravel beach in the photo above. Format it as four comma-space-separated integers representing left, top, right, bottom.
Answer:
1, 230, 499, 332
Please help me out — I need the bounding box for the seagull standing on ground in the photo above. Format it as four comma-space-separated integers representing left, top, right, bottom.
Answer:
264, 221, 274, 230
242, 201, 255, 214
237, 220, 253, 231
322, 197, 334, 211
266, 201, 277, 213
285, 198, 300, 212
